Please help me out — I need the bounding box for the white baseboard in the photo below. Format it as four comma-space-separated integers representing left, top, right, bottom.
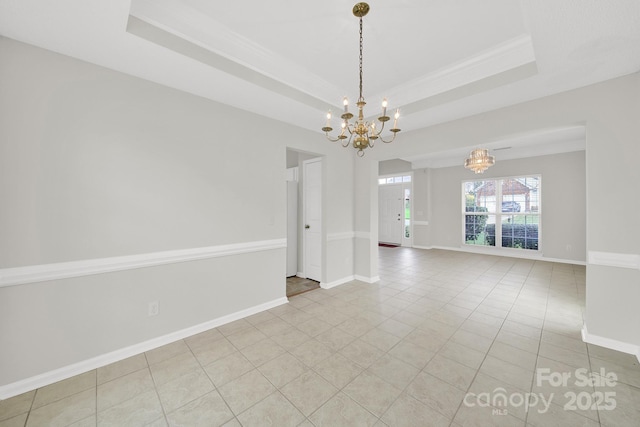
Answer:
581, 324, 640, 363
411, 244, 585, 265
0, 297, 288, 400
355, 275, 380, 283
412, 245, 433, 250
320, 275, 355, 289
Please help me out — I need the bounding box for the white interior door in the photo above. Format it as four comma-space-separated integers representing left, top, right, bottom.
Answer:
303, 158, 322, 281
379, 184, 403, 245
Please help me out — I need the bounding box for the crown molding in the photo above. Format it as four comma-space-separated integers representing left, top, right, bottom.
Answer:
382, 34, 536, 108
129, 0, 340, 107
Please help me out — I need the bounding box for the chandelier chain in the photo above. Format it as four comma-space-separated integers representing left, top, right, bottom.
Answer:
322, 3, 400, 156
358, 17, 364, 102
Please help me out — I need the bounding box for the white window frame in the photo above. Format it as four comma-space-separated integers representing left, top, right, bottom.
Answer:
462, 175, 541, 253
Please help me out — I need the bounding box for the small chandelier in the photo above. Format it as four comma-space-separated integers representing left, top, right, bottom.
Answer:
464, 149, 495, 174
322, 2, 400, 157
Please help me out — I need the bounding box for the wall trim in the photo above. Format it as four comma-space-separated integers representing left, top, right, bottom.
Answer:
581, 324, 640, 364
327, 232, 356, 241
412, 245, 434, 250
412, 244, 585, 265
0, 239, 287, 288
0, 296, 288, 400
354, 231, 371, 240
588, 251, 640, 270
321, 275, 355, 290
355, 275, 380, 284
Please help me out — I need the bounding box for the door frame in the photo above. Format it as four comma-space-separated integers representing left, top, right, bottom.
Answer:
378, 183, 404, 245
378, 173, 413, 247
302, 157, 323, 281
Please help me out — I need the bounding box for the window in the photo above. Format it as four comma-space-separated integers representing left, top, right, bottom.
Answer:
463, 176, 540, 251
379, 175, 411, 185
404, 188, 411, 238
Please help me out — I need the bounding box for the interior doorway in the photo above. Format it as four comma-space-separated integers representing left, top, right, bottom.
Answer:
286, 167, 298, 277
285, 149, 322, 297
286, 276, 319, 297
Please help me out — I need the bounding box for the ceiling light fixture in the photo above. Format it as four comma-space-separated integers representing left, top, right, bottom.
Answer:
322, 2, 400, 157
464, 149, 495, 174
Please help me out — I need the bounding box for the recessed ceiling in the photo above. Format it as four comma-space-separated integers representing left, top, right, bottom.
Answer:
402, 125, 586, 169
1, 0, 639, 151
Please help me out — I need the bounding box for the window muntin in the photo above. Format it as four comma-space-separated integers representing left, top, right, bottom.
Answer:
379, 175, 412, 185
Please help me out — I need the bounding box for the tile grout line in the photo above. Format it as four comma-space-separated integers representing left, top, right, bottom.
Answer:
144, 350, 170, 425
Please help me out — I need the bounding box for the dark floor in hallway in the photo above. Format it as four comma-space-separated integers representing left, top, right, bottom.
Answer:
286, 276, 320, 297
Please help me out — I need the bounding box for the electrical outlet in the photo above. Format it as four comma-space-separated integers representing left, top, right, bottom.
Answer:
148, 301, 159, 317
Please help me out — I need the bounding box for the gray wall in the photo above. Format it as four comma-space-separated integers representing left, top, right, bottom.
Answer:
0, 37, 355, 389
1, 33, 638, 391
360, 71, 640, 356
378, 159, 412, 176
413, 151, 587, 262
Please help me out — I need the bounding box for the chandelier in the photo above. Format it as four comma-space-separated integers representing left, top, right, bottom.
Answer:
464, 149, 495, 174
322, 2, 400, 157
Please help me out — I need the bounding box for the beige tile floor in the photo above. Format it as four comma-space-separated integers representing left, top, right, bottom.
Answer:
1, 247, 639, 426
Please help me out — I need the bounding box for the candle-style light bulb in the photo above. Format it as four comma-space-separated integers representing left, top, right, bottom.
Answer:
326, 111, 332, 127
393, 109, 399, 128
343, 97, 349, 113
381, 98, 388, 117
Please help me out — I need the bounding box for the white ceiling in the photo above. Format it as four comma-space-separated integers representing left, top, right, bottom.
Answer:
1, 0, 639, 164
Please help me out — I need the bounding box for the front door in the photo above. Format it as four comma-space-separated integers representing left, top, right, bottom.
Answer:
379, 183, 403, 245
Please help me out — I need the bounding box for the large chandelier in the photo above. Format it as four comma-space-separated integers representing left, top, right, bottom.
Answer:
464, 149, 495, 174
322, 2, 400, 157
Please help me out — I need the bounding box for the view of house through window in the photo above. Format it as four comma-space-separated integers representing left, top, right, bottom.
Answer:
464, 176, 540, 250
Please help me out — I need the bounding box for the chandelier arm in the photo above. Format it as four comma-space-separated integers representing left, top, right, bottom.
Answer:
324, 133, 343, 143
374, 118, 386, 135
378, 132, 398, 144
343, 132, 354, 148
